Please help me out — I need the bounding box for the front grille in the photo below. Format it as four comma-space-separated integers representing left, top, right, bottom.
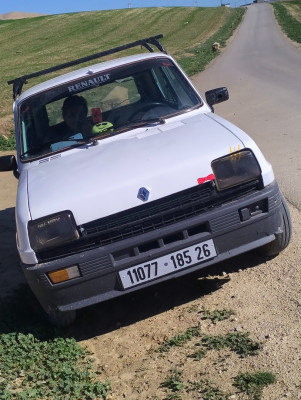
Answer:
38, 179, 262, 262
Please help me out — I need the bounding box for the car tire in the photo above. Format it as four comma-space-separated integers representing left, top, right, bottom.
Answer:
259, 194, 292, 257
48, 309, 77, 328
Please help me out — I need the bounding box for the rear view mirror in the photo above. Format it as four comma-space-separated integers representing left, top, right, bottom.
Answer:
205, 87, 229, 112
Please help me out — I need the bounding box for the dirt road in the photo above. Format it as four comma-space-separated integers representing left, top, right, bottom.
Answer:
0, 3, 300, 399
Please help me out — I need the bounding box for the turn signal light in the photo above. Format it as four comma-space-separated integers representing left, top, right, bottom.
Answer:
48, 265, 80, 284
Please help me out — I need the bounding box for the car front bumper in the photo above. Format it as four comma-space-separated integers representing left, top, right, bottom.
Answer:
22, 181, 284, 314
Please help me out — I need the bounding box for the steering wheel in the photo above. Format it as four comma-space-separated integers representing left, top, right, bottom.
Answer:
129, 102, 166, 121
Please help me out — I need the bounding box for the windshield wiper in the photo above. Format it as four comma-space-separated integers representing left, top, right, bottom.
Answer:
20, 137, 97, 158
65, 137, 98, 145
116, 117, 166, 132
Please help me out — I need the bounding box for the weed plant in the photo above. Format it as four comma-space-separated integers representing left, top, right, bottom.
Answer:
201, 307, 235, 324
157, 326, 202, 353
188, 379, 232, 400
161, 369, 184, 399
199, 331, 262, 357
0, 286, 111, 400
0, 133, 16, 151
163, 373, 275, 400
234, 371, 276, 400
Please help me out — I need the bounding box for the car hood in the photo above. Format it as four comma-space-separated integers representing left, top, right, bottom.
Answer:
27, 113, 244, 224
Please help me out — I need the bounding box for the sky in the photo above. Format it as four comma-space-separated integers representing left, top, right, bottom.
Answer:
0, 0, 252, 15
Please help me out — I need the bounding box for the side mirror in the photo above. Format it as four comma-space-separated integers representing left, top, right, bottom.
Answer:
0, 155, 19, 178
205, 87, 229, 112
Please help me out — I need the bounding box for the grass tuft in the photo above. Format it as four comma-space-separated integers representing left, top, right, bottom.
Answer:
234, 371, 276, 400
188, 379, 231, 399
161, 369, 184, 399
201, 307, 235, 324
0, 134, 16, 151
199, 332, 262, 357
157, 326, 202, 353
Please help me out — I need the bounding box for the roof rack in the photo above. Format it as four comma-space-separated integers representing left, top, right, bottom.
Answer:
8, 34, 166, 100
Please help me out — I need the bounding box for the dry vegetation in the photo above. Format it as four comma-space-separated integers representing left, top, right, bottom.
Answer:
282, 0, 301, 21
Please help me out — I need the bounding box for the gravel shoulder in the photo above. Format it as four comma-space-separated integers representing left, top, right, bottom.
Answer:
0, 151, 300, 399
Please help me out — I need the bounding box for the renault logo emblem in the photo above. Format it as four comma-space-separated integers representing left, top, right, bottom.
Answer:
137, 187, 150, 202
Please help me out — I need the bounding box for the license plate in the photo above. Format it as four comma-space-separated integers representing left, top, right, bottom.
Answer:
119, 239, 217, 289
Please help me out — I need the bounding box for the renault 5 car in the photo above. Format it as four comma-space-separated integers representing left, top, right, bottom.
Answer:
0, 35, 291, 326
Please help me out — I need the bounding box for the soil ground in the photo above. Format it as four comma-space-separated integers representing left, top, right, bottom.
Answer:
0, 152, 300, 399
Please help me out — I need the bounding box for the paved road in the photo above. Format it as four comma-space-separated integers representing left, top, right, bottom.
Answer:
192, 2, 301, 210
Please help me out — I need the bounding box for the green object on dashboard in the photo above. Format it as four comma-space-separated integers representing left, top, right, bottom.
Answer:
92, 121, 114, 135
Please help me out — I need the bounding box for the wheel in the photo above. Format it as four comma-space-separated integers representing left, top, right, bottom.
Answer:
259, 194, 292, 257
48, 309, 77, 328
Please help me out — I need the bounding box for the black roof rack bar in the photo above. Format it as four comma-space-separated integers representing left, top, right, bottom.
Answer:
8, 34, 166, 100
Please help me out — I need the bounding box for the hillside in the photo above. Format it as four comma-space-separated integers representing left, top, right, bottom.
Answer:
0, 11, 45, 20
272, 0, 301, 42
0, 7, 245, 136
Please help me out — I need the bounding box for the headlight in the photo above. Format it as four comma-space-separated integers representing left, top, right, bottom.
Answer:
28, 211, 79, 252
211, 149, 261, 191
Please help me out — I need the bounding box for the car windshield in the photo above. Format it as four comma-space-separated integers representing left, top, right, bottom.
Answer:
18, 58, 202, 160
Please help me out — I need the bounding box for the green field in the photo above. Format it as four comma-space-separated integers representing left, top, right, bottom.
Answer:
272, 0, 301, 43
0, 6, 245, 140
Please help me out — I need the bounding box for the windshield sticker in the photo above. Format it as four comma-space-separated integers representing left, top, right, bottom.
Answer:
68, 74, 111, 93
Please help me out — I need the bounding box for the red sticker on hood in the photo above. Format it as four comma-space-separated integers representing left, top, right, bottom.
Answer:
197, 174, 215, 185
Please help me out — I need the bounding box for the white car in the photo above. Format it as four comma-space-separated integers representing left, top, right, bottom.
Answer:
0, 35, 291, 326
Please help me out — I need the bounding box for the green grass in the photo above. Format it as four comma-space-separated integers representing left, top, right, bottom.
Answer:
161, 369, 184, 399
187, 379, 231, 400
177, 8, 245, 75
157, 326, 202, 353
234, 371, 276, 400
272, 1, 301, 43
199, 331, 262, 357
162, 372, 233, 399
157, 308, 240, 354
0, 133, 16, 150
0, 6, 245, 144
189, 331, 262, 361
0, 286, 111, 400
162, 371, 275, 400
201, 307, 236, 324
